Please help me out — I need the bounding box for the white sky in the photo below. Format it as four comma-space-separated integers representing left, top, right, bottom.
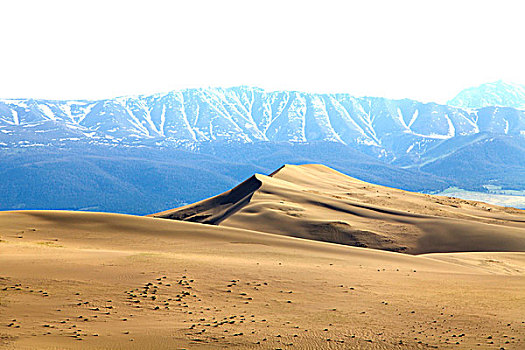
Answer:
0, 0, 524, 103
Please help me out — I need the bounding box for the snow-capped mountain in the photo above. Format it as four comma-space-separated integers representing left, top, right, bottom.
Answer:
448, 81, 525, 110
1, 86, 524, 162
1, 85, 524, 214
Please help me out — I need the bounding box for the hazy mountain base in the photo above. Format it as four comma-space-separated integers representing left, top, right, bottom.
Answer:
437, 187, 525, 209
1, 141, 523, 215
0, 143, 449, 215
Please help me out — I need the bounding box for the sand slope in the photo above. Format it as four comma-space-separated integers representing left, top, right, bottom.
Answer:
155, 164, 525, 254
1, 210, 524, 349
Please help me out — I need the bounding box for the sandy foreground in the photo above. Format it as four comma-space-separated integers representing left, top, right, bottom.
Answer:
1, 209, 524, 349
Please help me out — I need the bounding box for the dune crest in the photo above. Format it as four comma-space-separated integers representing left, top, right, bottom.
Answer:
155, 164, 525, 254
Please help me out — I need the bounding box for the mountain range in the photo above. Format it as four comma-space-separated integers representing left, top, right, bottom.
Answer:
1, 82, 524, 213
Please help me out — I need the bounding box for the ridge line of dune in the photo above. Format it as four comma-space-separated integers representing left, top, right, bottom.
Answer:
152, 163, 525, 255
155, 174, 263, 224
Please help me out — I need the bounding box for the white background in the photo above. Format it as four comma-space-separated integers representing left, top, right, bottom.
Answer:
0, 0, 523, 102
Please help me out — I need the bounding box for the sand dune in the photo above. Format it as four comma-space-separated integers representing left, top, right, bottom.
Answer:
1, 210, 524, 349
155, 164, 525, 254
2, 164, 524, 348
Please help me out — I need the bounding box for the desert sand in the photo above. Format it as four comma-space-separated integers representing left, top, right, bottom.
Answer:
1, 164, 524, 349
156, 164, 525, 254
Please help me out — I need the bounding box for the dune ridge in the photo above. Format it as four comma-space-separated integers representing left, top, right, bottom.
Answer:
155, 164, 525, 254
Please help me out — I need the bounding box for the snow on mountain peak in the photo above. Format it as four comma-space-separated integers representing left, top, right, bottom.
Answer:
448, 81, 525, 110
0, 86, 523, 162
